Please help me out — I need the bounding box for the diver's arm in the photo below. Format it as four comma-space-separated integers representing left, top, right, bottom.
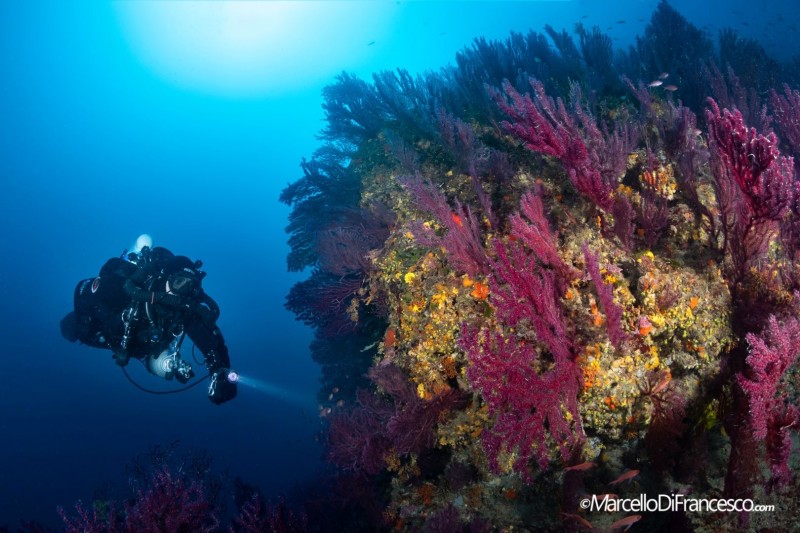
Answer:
183, 299, 237, 405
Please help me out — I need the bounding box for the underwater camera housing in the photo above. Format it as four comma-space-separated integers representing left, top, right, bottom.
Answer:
145, 336, 194, 383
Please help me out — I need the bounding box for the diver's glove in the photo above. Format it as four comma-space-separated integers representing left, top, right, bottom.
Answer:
208, 368, 238, 405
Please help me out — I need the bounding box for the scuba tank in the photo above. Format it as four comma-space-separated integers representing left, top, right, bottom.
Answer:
145, 332, 195, 383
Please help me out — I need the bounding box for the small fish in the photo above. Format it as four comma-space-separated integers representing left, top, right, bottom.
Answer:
565, 461, 597, 472
647, 80, 663, 87
652, 375, 671, 395
658, 72, 669, 80
562, 512, 594, 530
594, 493, 618, 502
616, 20, 626, 24
367, 41, 376, 46
609, 469, 640, 486
664, 85, 678, 91
610, 514, 642, 531
451, 212, 464, 228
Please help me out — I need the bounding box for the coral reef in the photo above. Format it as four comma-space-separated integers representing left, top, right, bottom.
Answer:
280, 1, 800, 531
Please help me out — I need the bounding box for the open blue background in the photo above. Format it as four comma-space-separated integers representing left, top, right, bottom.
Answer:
0, 0, 795, 526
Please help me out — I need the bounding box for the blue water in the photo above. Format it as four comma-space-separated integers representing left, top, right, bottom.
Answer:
0, 0, 797, 527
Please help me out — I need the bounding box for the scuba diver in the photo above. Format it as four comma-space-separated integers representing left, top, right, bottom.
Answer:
60, 237, 238, 405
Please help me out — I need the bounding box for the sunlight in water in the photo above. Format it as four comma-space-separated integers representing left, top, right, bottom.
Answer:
114, 1, 394, 97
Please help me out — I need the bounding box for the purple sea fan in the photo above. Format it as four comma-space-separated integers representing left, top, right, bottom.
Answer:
765, 402, 799, 490
490, 240, 572, 362
368, 364, 470, 456
326, 389, 393, 476
488, 78, 635, 212
436, 108, 495, 223
454, 139, 624, 482
59, 502, 118, 533
706, 98, 794, 223
460, 325, 584, 478
231, 495, 309, 533
327, 364, 468, 476
736, 314, 800, 440
317, 225, 375, 276
705, 98, 794, 281
124, 467, 220, 532
508, 190, 577, 289
403, 175, 489, 277
770, 83, 800, 165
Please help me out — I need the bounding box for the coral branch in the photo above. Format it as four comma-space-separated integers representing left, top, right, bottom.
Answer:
765, 403, 799, 490
490, 240, 573, 362
509, 191, 576, 288
736, 315, 800, 440
404, 176, 490, 277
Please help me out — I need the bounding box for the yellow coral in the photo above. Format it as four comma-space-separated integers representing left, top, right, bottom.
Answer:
417, 383, 427, 399
649, 313, 666, 329
431, 290, 449, 308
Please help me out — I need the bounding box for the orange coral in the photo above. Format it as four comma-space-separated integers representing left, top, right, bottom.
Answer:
590, 298, 604, 327
417, 483, 435, 506
384, 328, 397, 349
471, 281, 489, 299
441, 355, 458, 379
